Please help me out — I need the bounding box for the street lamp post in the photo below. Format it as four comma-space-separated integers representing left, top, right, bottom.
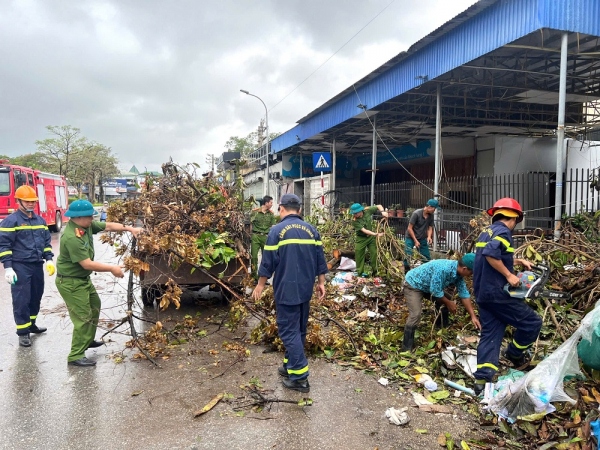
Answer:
240, 89, 269, 196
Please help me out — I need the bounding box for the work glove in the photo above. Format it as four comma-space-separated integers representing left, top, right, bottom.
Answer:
5, 268, 17, 285
46, 261, 56, 276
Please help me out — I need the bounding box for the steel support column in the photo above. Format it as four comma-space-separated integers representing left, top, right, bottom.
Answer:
371, 116, 377, 206
332, 138, 336, 215
433, 83, 442, 251
554, 32, 568, 240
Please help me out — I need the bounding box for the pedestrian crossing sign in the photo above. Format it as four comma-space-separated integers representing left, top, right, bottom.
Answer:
313, 152, 332, 172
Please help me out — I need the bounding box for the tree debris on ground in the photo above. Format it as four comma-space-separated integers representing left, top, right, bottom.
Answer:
99, 167, 600, 448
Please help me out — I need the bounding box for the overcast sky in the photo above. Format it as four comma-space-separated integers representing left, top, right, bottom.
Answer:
0, 0, 478, 172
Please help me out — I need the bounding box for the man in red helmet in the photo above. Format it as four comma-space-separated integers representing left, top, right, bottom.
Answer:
472, 198, 542, 395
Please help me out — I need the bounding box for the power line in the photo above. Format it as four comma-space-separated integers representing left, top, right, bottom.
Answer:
269, 0, 397, 113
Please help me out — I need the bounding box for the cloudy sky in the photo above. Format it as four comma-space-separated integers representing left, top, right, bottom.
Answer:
0, 0, 478, 172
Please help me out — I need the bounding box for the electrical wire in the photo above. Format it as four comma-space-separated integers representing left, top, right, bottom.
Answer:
269, 0, 397, 113
351, 84, 600, 216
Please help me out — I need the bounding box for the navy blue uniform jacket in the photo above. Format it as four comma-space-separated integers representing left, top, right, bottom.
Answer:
0, 210, 53, 268
258, 214, 328, 305
473, 221, 514, 303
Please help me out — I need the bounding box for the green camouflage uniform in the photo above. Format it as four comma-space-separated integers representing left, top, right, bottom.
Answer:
55, 220, 106, 362
251, 208, 277, 278
352, 206, 379, 276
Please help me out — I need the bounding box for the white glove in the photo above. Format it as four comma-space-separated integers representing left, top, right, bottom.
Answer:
5, 268, 17, 285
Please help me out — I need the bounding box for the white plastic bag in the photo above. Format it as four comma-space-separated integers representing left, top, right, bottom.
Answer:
338, 257, 356, 271
488, 302, 600, 421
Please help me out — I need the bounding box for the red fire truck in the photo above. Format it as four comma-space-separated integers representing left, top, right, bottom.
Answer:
0, 161, 69, 232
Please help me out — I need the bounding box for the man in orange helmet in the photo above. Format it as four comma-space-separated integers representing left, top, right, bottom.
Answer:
472, 198, 542, 395
0, 185, 55, 347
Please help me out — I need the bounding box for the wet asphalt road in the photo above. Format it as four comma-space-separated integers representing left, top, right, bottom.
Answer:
0, 232, 478, 450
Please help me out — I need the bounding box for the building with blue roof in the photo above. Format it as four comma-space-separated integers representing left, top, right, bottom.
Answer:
241, 0, 600, 237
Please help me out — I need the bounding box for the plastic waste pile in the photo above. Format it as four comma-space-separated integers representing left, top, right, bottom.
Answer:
488, 301, 600, 421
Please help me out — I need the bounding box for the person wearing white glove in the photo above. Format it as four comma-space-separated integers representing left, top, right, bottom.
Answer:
4, 267, 17, 284
0, 185, 55, 347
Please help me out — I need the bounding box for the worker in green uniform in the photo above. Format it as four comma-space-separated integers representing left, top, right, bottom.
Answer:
250, 195, 278, 280
350, 203, 388, 276
56, 200, 142, 367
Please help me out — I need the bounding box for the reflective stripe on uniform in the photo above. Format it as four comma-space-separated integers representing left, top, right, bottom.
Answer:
43, 247, 52, 252
30, 315, 37, 320
476, 363, 499, 371
283, 358, 288, 364
512, 339, 530, 349
0, 250, 12, 257
264, 239, 323, 251
287, 365, 309, 375
475, 237, 514, 252
0, 225, 48, 231
16, 322, 32, 329
493, 236, 514, 252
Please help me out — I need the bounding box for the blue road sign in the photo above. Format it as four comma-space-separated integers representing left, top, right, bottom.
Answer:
313, 152, 332, 172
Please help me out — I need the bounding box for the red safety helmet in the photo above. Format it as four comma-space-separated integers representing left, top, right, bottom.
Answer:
486, 197, 524, 223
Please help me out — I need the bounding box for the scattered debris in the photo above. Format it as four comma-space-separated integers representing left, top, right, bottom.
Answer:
193, 393, 224, 417
385, 406, 409, 425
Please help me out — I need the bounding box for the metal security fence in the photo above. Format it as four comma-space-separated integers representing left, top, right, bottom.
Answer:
334, 170, 600, 253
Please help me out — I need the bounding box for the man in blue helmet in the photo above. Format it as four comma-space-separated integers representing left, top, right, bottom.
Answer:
350, 203, 388, 276
56, 200, 142, 367
252, 194, 328, 393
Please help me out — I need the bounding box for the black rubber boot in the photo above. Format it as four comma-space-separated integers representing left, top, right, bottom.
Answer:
18, 334, 31, 347
278, 365, 289, 378
29, 324, 47, 334
282, 378, 310, 393
402, 326, 416, 352
501, 347, 532, 371
473, 379, 487, 396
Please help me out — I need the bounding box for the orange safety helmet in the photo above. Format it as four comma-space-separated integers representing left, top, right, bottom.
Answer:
14, 185, 39, 201
486, 197, 523, 223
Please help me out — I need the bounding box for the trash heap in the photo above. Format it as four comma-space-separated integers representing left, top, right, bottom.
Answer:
232, 211, 600, 449
103, 161, 251, 309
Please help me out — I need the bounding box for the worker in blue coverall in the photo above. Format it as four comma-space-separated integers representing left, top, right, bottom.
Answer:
472, 198, 542, 395
252, 194, 328, 393
0, 185, 56, 347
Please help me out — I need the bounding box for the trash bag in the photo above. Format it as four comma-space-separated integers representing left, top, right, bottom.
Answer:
338, 257, 356, 271
488, 301, 600, 421
578, 302, 600, 370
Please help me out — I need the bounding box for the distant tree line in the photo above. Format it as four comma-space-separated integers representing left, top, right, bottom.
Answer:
1, 125, 120, 203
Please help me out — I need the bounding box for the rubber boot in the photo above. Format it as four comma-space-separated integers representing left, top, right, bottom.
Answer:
402, 326, 416, 352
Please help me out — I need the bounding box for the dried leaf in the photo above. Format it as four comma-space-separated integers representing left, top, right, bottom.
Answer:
193, 393, 224, 417
131, 390, 144, 396
437, 433, 447, 446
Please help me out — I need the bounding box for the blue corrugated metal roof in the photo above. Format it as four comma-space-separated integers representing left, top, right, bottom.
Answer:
271, 0, 600, 154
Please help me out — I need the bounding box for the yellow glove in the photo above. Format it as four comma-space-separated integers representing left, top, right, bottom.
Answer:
46, 261, 56, 276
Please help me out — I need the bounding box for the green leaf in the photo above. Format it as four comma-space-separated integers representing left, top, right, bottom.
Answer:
430, 390, 450, 400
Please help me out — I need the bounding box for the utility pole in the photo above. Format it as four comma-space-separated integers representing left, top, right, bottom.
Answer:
206, 154, 215, 174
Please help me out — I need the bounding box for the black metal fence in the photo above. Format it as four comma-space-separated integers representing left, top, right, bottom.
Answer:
335, 170, 600, 233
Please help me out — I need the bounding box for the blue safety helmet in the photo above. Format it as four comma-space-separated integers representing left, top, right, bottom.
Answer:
65, 200, 96, 218
350, 203, 365, 214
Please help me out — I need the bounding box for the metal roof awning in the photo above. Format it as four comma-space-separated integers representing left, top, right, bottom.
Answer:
270, 0, 600, 155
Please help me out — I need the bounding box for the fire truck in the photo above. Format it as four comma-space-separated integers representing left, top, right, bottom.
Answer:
0, 161, 69, 232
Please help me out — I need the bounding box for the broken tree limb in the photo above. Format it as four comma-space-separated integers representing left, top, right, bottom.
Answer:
544, 298, 567, 342
126, 259, 159, 367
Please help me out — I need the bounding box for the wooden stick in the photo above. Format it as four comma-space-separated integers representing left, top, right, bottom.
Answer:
543, 298, 567, 342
